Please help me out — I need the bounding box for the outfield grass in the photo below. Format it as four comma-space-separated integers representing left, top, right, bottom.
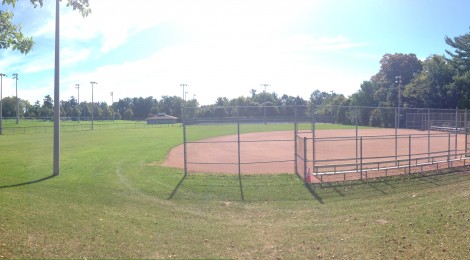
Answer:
0, 124, 469, 259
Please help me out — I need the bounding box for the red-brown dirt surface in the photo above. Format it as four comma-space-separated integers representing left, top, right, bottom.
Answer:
162, 128, 467, 177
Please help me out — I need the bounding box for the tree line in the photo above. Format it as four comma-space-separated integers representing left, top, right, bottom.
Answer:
2, 24, 470, 124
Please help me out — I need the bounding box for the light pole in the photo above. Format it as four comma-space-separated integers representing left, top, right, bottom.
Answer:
110, 91, 114, 121
260, 83, 269, 124
395, 76, 402, 129
12, 73, 19, 124
395, 76, 402, 108
0, 73, 6, 135
53, 0, 60, 176
90, 81, 97, 130
180, 83, 187, 101
75, 84, 80, 122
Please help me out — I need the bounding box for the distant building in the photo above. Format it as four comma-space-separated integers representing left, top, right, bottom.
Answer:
146, 113, 178, 124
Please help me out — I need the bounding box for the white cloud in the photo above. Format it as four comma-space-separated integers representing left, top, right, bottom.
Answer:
4, 0, 375, 105
56, 34, 371, 105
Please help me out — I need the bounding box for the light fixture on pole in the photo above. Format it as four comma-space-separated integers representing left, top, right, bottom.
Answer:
90, 81, 97, 130
395, 75, 402, 129
110, 91, 114, 121
0, 73, 6, 135
260, 83, 270, 124
180, 83, 187, 101
12, 73, 19, 124
75, 84, 80, 122
395, 76, 402, 108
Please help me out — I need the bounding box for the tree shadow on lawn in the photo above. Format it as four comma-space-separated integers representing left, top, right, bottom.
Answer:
0, 175, 57, 189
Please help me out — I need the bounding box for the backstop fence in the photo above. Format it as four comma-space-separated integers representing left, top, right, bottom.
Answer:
181, 105, 470, 184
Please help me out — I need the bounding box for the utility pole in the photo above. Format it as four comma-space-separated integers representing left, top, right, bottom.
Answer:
0, 73, 6, 135
90, 81, 98, 130
395, 76, 402, 129
180, 83, 187, 101
53, 0, 60, 176
75, 84, 80, 122
260, 83, 269, 124
12, 73, 19, 124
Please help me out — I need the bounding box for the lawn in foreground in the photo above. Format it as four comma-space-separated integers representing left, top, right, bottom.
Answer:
0, 124, 469, 259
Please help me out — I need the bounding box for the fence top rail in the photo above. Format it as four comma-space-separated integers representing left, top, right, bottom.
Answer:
304, 132, 458, 141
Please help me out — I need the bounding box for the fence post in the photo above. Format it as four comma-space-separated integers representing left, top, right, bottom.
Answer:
395, 107, 398, 166
455, 107, 458, 159
355, 109, 358, 172
428, 108, 431, 162
409, 135, 412, 175
237, 108, 244, 201
312, 105, 316, 174
183, 105, 188, 177
303, 137, 307, 182
448, 132, 451, 163
294, 103, 298, 176
360, 136, 363, 180
465, 108, 468, 156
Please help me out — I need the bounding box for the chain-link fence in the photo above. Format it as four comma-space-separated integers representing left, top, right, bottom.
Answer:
180, 105, 470, 185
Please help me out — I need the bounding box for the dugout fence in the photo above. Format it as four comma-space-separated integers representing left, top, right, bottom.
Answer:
181, 105, 470, 186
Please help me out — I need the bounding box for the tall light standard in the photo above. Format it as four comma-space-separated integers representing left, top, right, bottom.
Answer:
12, 73, 19, 124
53, 0, 61, 176
110, 91, 114, 121
395, 76, 402, 108
395, 76, 402, 129
90, 81, 97, 130
260, 83, 269, 124
180, 83, 187, 101
75, 84, 80, 122
0, 73, 6, 135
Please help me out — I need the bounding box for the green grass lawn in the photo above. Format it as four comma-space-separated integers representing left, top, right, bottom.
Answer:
0, 124, 469, 259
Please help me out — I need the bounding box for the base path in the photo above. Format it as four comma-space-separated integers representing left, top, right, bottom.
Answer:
163, 128, 464, 175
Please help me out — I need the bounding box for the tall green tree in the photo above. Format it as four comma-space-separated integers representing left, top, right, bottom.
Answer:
371, 53, 423, 107
403, 55, 457, 108
445, 28, 470, 108
1, 0, 91, 54
445, 28, 470, 72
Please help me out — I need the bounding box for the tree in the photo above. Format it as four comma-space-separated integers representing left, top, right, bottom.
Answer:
372, 53, 423, 85
158, 96, 183, 119
371, 53, 423, 107
1, 0, 90, 53
403, 55, 457, 108
123, 108, 133, 120
0, 10, 33, 53
445, 28, 470, 72
445, 28, 470, 108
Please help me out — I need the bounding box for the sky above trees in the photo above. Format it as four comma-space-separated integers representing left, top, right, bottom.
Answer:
1, 0, 470, 105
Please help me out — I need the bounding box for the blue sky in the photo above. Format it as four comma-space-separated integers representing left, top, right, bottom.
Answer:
1, 0, 470, 105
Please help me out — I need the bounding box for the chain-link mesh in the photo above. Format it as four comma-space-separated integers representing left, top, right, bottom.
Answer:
180, 105, 470, 184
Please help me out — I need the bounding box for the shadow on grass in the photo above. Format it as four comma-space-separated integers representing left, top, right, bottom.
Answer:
0, 174, 56, 189
306, 183, 324, 204
168, 174, 187, 200
313, 168, 470, 200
